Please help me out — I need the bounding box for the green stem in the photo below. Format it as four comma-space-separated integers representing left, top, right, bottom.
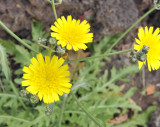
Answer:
47, 0, 62, 5
0, 115, 30, 123
107, 7, 156, 52
38, 43, 56, 53
71, 91, 104, 127
0, 93, 28, 101
51, 0, 58, 20
29, 114, 45, 126
48, 44, 54, 57
10, 81, 27, 109
65, 48, 133, 64
58, 94, 67, 127
0, 21, 38, 53
64, 111, 85, 115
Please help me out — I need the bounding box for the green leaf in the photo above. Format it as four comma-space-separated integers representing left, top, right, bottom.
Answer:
99, 65, 139, 90
118, 106, 156, 127
88, 34, 121, 55
14, 45, 30, 65
14, 78, 23, 84
0, 39, 16, 54
110, 66, 116, 79
0, 39, 31, 66
0, 44, 11, 81
124, 87, 137, 99
31, 20, 49, 42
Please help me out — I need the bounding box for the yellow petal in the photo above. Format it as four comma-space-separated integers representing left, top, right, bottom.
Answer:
51, 55, 58, 65
50, 25, 59, 32
60, 87, 71, 94
36, 53, 44, 64
31, 57, 39, 67
149, 26, 154, 34
38, 92, 43, 101
153, 28, 159, 37
67, 15, 72, 22
23, 66, 31, 73
52, 92, 60, 102
134, 44, 140, 51
26, 86, 37, 94
66, 44, 72, 50
138, 61, 144, 70
22, 80, 30, 86
45, 56, 50, 65
61, 16, 67, 23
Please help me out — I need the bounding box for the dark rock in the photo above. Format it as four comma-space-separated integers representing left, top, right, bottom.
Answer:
148, 108, 160, 127
0, 0, 138, 41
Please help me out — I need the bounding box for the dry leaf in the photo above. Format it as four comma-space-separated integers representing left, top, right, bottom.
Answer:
67, 50, 90, 79
146, 84, 156, 95
107, 114, 128, 124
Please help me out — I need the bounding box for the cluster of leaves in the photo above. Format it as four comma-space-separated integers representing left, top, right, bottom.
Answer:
0, 21, 156, 127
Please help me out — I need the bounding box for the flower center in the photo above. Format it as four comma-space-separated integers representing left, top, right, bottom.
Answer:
45, 77, 50, 81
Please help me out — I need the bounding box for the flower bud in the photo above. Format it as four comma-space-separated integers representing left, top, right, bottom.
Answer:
142, 45, 150, 54
136, 53, 147, 62
129, 51, 137, 63
49, 37, 57, 45
154, 0, 160, 10
57, 46, 66, 54
19, 90, 29, 97
30, 95, 39, 104
45, 105, 52, 116
37, 38, 47, 44
136, 45, 149, 62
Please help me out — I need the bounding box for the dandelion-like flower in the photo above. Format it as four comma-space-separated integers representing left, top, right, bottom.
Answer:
22, 53, 72, 103
50, 15, 93, 51
134, 26, 160, 71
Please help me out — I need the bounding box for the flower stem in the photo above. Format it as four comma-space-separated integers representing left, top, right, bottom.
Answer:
10, 81, 27, 110
65, 48, 133, 64
0, 115, 30, 123
107, 6, 156, 52
49, 0, 58, 57
37, 43, 56, 53
51, 0, 58, 20
58, 94, 67, 127
0, 93, 28, 101
0, 20, 38, 53
47, 0, 62, 5
48, 44, 54, 57
71, 91, 104, 127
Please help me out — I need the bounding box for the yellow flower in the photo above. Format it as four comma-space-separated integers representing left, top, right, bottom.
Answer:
134, 26, 160, 71
50, 15, 93, 51
22, 53, 72, 104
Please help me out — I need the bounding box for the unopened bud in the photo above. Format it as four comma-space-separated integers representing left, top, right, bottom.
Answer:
49, 37, 57, 45
154, 0, 160, 10
130, 56, 137, 63
30, 95, 39, 104
45, 105, 52, 116
57, 46, 66, 54
38, 38, 47, 44
19, 90, 29, 97
129, 51, 137, 63
137, 54, 147, 62
135, 45, 149, 62
142, 45, 150, 54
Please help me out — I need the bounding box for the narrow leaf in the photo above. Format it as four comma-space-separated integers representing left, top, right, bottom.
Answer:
0, 44, 11, 81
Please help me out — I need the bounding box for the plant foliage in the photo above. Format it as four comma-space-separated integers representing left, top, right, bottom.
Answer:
0, 21, 156, 127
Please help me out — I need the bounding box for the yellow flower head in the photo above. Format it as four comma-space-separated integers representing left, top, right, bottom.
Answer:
50, 15, 93, 51
134, 26, 160, 71
22, 53, 72, 104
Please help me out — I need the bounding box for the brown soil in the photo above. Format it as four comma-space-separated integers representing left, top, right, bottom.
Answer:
1, 0, 160, 126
